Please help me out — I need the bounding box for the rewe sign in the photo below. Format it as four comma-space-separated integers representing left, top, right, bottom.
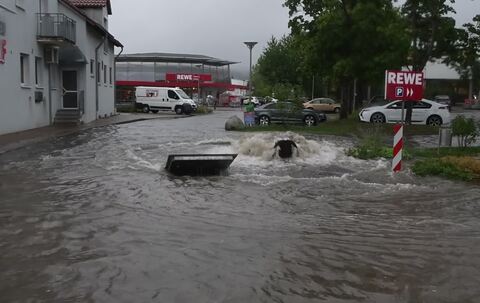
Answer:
385, 70, 424, 101
166, 73, 212, 82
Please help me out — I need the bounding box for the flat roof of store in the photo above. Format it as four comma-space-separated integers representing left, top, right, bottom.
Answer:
117, 53, 239, 67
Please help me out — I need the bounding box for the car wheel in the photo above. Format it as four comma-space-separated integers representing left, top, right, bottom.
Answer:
259, 115, 270, 126
183, 104, 193, 115
151, 110, 159, 114
334, 107, 340, 113
175, 106, 183, 115
142, 105, 150, 113
427, 115, 442, 126
370, 112, 386, 124
304, 115, 316, 127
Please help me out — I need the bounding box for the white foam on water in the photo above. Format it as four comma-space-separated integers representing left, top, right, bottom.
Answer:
227, 132, 344, 164
229, 172, 351, 186
125, 149, 163, 172
194, 138, 234, 146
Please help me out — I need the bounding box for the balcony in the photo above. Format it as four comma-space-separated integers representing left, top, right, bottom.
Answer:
37, 13, 76, 45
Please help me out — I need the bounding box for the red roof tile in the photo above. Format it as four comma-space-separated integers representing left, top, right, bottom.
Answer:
69, 0, 107, 7
68, 0, 111, 14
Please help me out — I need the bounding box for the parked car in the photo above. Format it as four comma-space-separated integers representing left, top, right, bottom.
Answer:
257, 97, 266, 105
434, 95, 452, 110
365, 95, 389, 107
358, 99, 451, 126
255, 102, 327, 126
242, 96, 260, 107
303, 98, 341, 113
264, 96, 278, 104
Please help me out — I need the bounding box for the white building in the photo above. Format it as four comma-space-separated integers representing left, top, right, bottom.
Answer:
0, 0, 122, 135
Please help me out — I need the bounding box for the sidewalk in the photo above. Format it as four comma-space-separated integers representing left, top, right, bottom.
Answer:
0, 112, 180, 155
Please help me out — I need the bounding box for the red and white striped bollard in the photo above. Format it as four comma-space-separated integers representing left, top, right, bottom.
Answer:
392, 124, 403, 172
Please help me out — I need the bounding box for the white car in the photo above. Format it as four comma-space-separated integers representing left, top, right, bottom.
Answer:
243, 96, 260, 106
359, 99, 450, 126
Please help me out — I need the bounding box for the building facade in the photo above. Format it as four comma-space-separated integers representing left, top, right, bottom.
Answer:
0, 0, 122, 135
115, 53, 247, 106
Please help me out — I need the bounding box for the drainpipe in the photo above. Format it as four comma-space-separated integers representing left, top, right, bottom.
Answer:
114, 45, 124, 114
95, 36, 106, 117
48, 63, 53, 124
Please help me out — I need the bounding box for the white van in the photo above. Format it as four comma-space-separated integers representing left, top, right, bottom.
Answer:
135, 87, 197, 114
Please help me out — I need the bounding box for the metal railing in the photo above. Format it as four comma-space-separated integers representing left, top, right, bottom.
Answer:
37, 13, 76, 44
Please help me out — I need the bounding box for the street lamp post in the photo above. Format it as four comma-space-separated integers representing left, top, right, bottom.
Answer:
194, 64, 202, 103
244, 42, 257, 96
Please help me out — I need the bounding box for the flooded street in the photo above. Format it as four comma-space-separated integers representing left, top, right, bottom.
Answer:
1, 110, 480, 303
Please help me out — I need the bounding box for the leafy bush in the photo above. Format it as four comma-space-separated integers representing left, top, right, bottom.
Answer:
116, 106, 137, 113
451, 115, 478, 147
346, 128, 388, 159
443, 156, 480, 176
412, 158, 476, 181
195, 105, 213, 114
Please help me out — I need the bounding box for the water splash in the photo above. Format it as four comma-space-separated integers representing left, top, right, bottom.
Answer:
230, 132, 341, 163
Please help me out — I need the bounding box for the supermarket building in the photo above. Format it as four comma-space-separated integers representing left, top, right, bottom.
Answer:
115, 53, 247, 105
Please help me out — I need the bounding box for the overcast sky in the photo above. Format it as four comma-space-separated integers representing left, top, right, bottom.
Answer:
109, 0, 478, 78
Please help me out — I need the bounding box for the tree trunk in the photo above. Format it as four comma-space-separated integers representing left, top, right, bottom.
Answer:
339, 80, 353, 119
469, 66, 474, 100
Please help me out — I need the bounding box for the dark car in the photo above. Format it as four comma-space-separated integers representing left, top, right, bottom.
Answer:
254, 102, 326, 126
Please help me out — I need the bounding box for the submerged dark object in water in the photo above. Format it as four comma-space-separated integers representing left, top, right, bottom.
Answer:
273, 140, 298, 159
165, 154, 237, 176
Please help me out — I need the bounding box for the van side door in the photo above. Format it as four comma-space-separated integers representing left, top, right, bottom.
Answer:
167, 89, 181, 110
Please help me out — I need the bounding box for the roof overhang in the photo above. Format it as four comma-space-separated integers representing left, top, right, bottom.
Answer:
60, 0, 122, 47
117, 53, 238, 66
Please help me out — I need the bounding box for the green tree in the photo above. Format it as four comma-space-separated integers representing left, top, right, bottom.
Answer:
401, 0, 458, 71
284, 0, 409, 118
252, 35, 307, 99
447, 14, 480, 99
451, 115, 478, 147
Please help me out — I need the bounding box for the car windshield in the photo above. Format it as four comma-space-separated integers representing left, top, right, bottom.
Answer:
175, 89, 190, 99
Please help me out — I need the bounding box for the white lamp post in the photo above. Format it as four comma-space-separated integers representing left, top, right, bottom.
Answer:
244, 42, 257, 96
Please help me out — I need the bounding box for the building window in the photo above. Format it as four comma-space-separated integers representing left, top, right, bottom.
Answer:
97, 62, 101, 83
104, 64, 107, 84
109, 67, 112, 84
20, 53, 29, 85
0, 21, 5, 36
39, 0, 49, 13
35, 57, 43, 86
90, 60, 94, 75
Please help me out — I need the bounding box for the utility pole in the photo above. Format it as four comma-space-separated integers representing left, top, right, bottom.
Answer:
312, 75, 315, 100
244, 42, 257, 96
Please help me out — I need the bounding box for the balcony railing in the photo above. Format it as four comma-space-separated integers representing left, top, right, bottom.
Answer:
37, 13, 76, 44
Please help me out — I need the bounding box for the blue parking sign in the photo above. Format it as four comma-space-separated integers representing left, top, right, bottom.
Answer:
395, 87, 404, 98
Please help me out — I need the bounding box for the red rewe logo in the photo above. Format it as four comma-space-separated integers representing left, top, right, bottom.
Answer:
176, 74, 194, 81
166, 73, 213, 82
385, 70, 424, 101
0, 39, 6, 64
